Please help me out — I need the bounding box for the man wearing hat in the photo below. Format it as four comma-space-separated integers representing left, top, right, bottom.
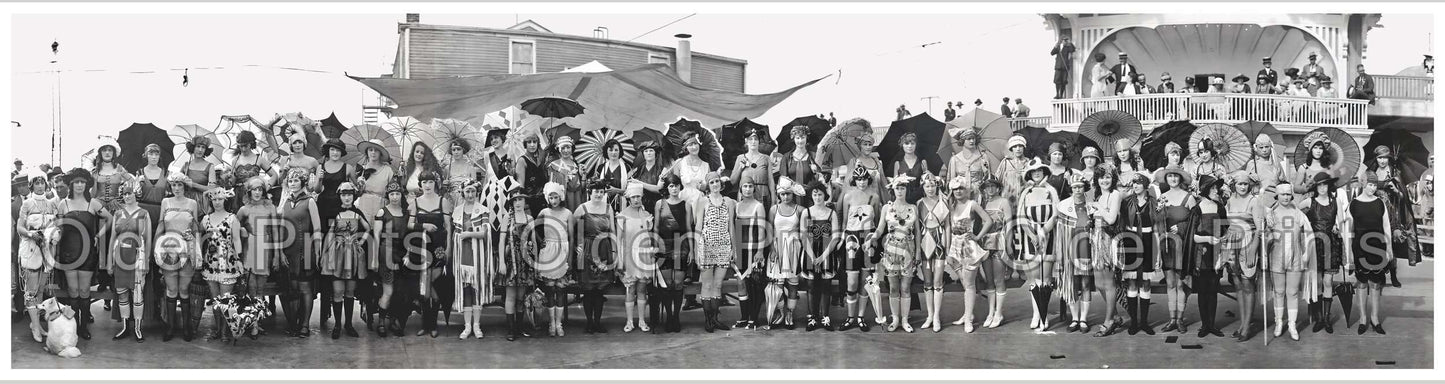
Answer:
1258, 56, 1279, 87
1109, 52, 1139, 95
1349, 64, 1376, 104
943, 101, 956, 122
1302, 52, 1324, 81
1051, 33, 1076, 99
1000, 97, 1013, 118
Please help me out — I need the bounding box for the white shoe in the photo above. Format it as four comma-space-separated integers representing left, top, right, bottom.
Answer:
475, 326, 484, 339
981, 313, 996, 328
964, 321, 975, 333
1288, 324, 1300, 341
638, 320, 650, 333
931, 318, 941, 333
623, 321, 635, 333
920, 317, 933, 329
901, 319, 914, 333
1273, 322, 1285, 337
459, 326, 472, 340
952, 316, 969, 326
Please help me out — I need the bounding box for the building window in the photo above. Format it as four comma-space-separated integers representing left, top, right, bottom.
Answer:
648, 53, 670, 67
510, 40, 536, 74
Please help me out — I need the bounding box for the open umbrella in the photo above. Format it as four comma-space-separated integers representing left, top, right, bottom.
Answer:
718, 117, 772, 173
629, 127, 672, 165
520, 97, 586, 120
815, 117, 872, 173
118, 122, 172, 171
878, 113, 946, 175
340, 124, 402, 165
1189, 123, 1251, 171
1014, 125, 1052, 161
217, 115, 276, 158
1293, 127, 1361, 188
269, 114, 324, 158
385, 116, 437, 155
575, 128, 635, 172
1364, 128, 1430, 185
1043, 131, 1100, 169
665, 118, 723, 171
1078, 110, 1144, 155
774, 115, 830, 155
542, 123, 582, 154
317, 113, 349, 141
431, 118, 488, 164
967, 108, 1018, 163
169, 124, 228, 171
1140, 120, 1197, 171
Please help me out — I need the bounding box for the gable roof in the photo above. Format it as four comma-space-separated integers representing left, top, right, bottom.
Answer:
507, 19, 553, 33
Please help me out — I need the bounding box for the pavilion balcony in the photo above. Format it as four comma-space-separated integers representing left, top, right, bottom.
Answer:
1047, 93, 1371, 134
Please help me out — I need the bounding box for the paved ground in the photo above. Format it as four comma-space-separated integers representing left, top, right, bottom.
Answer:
13, 259, 1433, 369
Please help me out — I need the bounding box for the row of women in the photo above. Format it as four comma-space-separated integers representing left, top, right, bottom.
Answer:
14, 118, 1417, 346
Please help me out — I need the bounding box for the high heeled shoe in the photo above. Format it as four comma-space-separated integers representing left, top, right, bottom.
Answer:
1372, 322, 1386, 335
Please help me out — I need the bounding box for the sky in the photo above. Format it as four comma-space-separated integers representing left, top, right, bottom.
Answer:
10, 12, 1433, 168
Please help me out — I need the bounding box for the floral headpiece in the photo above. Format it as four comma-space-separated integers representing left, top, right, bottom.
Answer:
886, 174, 915, 189
776, 176, 806, 196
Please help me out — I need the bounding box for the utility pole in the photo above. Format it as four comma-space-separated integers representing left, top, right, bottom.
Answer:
920, 96, 939, 117
50, 40, 61, 166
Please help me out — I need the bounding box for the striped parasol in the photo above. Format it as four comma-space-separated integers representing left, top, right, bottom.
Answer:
169, 124, 229, 171
340, 124, 401, 165
576, 128, 635, 171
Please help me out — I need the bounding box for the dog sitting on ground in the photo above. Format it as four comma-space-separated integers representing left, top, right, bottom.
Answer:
36, 297, 81, 358
522, 288, 546, 330
208, 293, 272, 345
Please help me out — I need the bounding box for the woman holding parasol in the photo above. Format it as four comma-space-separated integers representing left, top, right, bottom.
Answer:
355, 139, 397, 224
1015, 159, 1058, 331
730, 128, 776, 210
891, 133, 933, 204
1358, 146, 1419, 288
669, 132, 713, 204
1242, 135, 1290, 208
135, 144, 174, 229
1044, 142, 1076, 200
546, 136, 586, 210
443, 140, 482, 203
276, 134, 319, 183
631, 141, 669, 214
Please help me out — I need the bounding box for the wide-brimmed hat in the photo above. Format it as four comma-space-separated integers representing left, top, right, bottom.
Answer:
1306, 172, 1338, 191
1197, 174, 1224, 193
356, 139, 392, 164
321, 138, 348, 158
1024, 158, 1051, 178
1154, 166, 1192, 188
64, 167, 94, 187
1232, 73, 1250, 83
1210, 77, 1225, 85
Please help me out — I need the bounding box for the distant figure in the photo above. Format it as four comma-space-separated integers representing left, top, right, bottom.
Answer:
1179, 77, 1197, 94
1207, 77, 1226, 93
1157, 72, 1176, 94
1051, 34, 1076, 99
1425, 54, 1435, 75
1134, 73, 1152, 94
1348, 64, 1376, 104
1230, 74, 1252, 94
1090, 53, 1113, 97
1255, 75, 1278, 94
896, 105, 912, 121
827, 112, 837, 127
1257, 56, 1278, 87
1317, 76, 1338, 98
943, 102, 957, 122
1013, 99, 1030, 118
1109, 52, 1139, 95
973, 99, 983, 108
1302, 52, 1324, 81
1000, 97, 1013, 118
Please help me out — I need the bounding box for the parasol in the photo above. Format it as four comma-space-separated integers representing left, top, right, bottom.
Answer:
542, 123, 583, 155
815, 117, 872, 172
1234, 120, 1287, 159
351, 64, 824, 133
575, 128, 635, 172
1364, 128, 1430, 185
877, 113, 947, 175
169, 124, 228, 171
520, 97, 586, 120
629, 127, 672, 166
217, 115, 277, 159
1042, 131, 1100, 169
340, 124, 402, 165
774, 115, 830, 155
963, 108, 1016, 163
1293, 127, 1360, 188
431, 118, 488, 164
317, 113, 349, 141
1014, 125, 1052, 161
665, 118, 723, 171
718, 117, 772, 174
118, 123, 173, 171
1140, 120, 1197, 171
1078, 110, 1144, 155
1189, 123, 1251, 171
385, 116, 438, 156
269, 114, 324, 158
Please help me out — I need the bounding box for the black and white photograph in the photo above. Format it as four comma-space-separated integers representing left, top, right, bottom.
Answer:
4, 2, 1439, 376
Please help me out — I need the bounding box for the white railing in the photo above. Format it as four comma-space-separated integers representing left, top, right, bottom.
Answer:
1009, 116, 1051, 130
1373, 74, 1433, 100
1049, 93, 1370, 131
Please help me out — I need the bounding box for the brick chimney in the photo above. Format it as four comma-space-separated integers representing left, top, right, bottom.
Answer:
405, 13, 420, 23
675, 33, 692, 84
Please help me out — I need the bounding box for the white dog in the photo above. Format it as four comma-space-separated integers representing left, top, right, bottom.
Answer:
37, 297, 82, 358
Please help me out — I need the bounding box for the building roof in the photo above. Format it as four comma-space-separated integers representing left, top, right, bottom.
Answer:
507, 19, 553, 33
398, 22, 748, 66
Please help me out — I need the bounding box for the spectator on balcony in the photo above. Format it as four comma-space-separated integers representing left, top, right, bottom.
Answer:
1179, 77, 1197, 94
1306, 77, 1322, 97
1230, 74, 1252, 94
1090, 53, 1114, 98
828, 112, 837, 127
1284, 68, 1301, 85
974, 99, 983, 108
1348, 64, 1376, 105
1207, 77, 1226, 93
1136, 74, 1154, 94
1425, 55, 1435, 76
1288, 78, 1311, 97
1110, 52, 1139, 95
896, 104, 912, 121
1052, 34, 1076, 99
1157, 73, 1176, 94
1255, 75, 1280, 95
1258, 56, 1279, 87
1014, 99, 1031, 118
1317, 76, 1338, 98
944, 102, 957, 122
1000, 97, 1014, 118
1302, 52, 1324, 81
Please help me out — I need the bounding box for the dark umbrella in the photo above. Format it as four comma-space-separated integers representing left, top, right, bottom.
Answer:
118, 123, 173, 171
717, 117, 772, 173
1141, 120, 1198, 171
543, 123, 582, 157
877, 113, 946, 175
630, 127, 672, 165
520, 97, 587, 119
774, 115, 830, 154
665, 118, 722, 170
1078, 110, 1144, 155
1365, 128, 1431, 185
815, 118, 872, 172
1014, 125, 1052, 161
271, 114, 325, 158
1043, 131, 1100, 169
318, 113, 348, 141
1293, 127, 1360, 188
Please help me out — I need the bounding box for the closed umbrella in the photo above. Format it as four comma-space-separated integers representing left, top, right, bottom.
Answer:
118, 123, 172, 171
1078, 110, 1144, 155
1293, 127, 1361, 188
